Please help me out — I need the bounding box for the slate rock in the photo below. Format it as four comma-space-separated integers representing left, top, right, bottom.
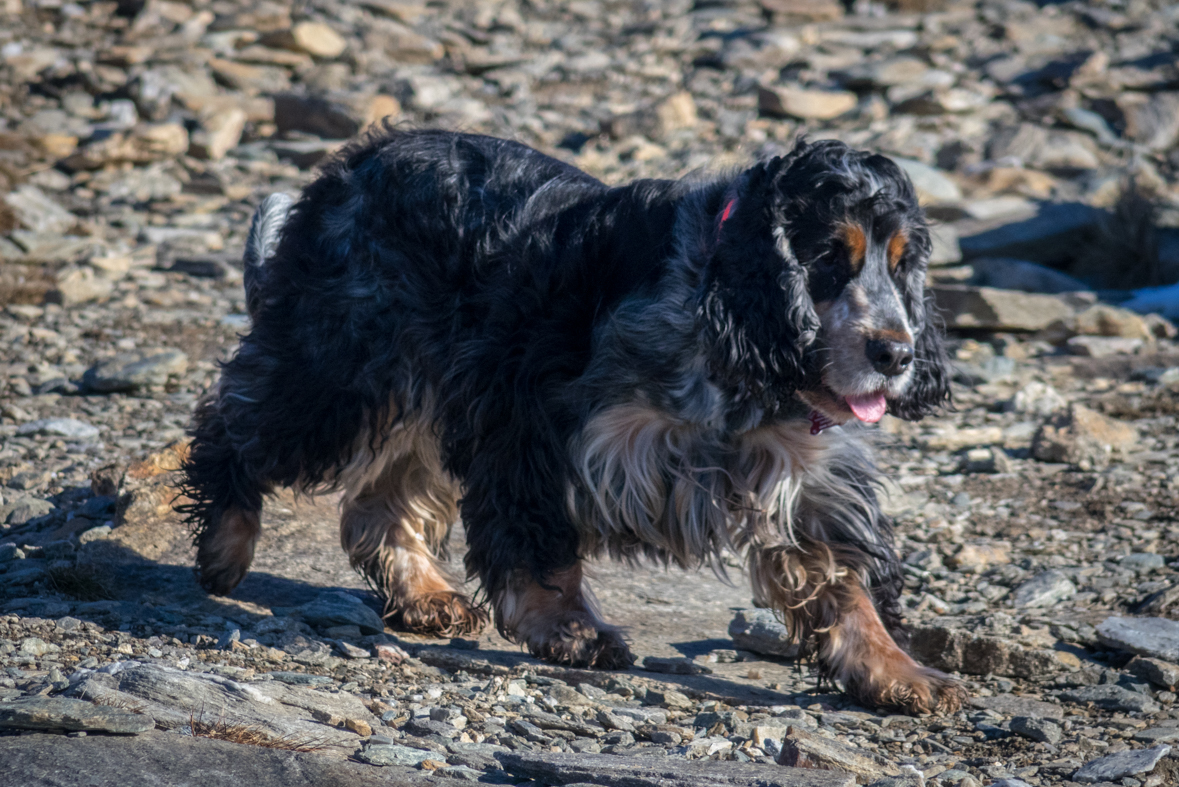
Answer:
930, 285, 1076, 332
82, 350, 189, 393
16, 418, 100, 441
1010, 715, 1063, 744
958, 202, 1104, 266
1012, 570, 1076, 608
1059, 685, 1160, 713
728, 608, 800, 658
1073, 744, 1171, 783
910, 626, 1072, 679
642, 656, 711, 675
893, 158, 961, 206
969, 694, 1064, 720
1032, 405, 1137, 471
777, 725, 900, 780
0, 730, 438, 787
497, 748, 855, 787
1127, 656, 1179, 690
1097, 616, 1179, 662
297, 590, 386, 635
357, 743, 439, 766
0, 696, 154, 734
758, 85, 857, 120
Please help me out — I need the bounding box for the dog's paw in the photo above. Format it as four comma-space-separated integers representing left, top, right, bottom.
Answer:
526, 614, 635, 670
389, 591, 489, 638
845, 663, 966, 715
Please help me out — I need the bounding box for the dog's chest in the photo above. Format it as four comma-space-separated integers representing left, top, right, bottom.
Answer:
568, 403, 825, 563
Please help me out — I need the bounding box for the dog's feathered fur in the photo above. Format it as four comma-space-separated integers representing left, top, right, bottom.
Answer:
179, 129, 963, 713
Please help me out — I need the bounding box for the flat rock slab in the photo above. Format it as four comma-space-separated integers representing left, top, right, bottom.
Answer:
1073, 744, 1171, 783
1098, 616, 1179, 662
0, 696, 155, 734
777, 725, 900, 781
67, 662, 376, 748
969, 694, 1065, 720
496, 749, 855, 787
0, 730, 445, 787
729, 608, 801, 659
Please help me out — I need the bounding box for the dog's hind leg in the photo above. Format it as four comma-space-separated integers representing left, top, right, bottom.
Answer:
339, 428, 488, 637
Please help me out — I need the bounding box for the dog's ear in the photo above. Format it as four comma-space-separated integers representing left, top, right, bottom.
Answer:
698, 161, 820, 406
889, 291, 952, 420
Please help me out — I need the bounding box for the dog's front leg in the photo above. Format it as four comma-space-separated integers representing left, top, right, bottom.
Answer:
491, 562, 633, 669
751, 543, 964, 714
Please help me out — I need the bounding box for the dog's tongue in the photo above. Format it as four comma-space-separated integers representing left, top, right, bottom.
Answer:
846, 392, 887, 423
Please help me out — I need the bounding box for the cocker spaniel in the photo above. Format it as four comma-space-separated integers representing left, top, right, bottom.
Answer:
180, 129, 963, 713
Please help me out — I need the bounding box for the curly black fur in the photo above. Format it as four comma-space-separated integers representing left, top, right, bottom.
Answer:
180, 129, 950, 683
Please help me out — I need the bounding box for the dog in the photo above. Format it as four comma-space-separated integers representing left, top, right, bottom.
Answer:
179, 128, 964, 714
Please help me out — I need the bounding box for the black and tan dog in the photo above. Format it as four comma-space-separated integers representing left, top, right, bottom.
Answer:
179, 129, 962, 713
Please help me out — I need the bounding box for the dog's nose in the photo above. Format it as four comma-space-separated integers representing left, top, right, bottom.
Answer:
866, 339, 914, 377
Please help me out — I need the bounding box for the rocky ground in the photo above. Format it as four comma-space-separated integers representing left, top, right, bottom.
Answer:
2, 0, 1179, 785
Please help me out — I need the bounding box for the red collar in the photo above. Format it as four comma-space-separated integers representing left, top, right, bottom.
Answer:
716, 197, 736, 238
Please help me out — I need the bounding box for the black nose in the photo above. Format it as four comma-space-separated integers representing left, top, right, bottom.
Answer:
866, 339, 914, 377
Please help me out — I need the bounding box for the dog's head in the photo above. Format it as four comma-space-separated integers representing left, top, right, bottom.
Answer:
699, 139, 950, 424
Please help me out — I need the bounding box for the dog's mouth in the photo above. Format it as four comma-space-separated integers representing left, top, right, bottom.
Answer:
798, 386, 888, 434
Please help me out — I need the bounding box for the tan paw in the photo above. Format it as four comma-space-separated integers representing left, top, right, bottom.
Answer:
845, 663, 966, 715
527, 614, 635, 670
388, 591, 489, 637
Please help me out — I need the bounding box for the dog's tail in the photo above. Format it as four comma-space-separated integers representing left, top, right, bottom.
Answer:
243, 193, 294, 319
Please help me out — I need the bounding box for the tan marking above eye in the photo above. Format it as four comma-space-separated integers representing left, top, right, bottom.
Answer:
887, 230, 908, 272
841, 224, 867, 274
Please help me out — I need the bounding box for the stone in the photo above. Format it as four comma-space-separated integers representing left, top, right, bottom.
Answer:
16, 418, 100, 441
1007, 382, 1066, 417
5, 497, 55, 524
274, 92, 401, 140
0, 730, 438, 786
969, 695, 1064, 719
83, 351, 189, 393
958, 202, 1104, 266
728, 608, 800, 658
1119, 92, 1179, 151
209, 59, 291, 95
928, 223, 961, 266
188, 108, 246, 161
1127, 656, 1179, 689
838, 56, 929, 88
653, 91, 698, 136
3, 185, 76, 234
66, 662, 376, 746
1012, 570, 1076, 608
0, 697, 154, 734
273, 21, 348, 58
777, 726, 900, 780
50, 267, 114, 305
497, 749, 854, 787
357, 743, 437, 766
964, 258, 1089, 294
1073, 304, 1153, 339
947, 542, 1011, 573
1097, 616, 1179, 663
1073, 745, 1171, 784
930, 285, 1076, 332
892, 159, 961, 206
1032, 405, 1137, 470
758, 85, 857, 120
1059, 685, 1160, 714
1066, 335, 1144, 357
642, 656, 711, 675
1009, 715, 1063, 744
297, 590, 386, 635
62, 123, 189, 169
910, 626, 1074, 679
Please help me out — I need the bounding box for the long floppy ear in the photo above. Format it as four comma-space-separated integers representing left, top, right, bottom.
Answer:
698, 161, 821, 408
889, 291, 952, 420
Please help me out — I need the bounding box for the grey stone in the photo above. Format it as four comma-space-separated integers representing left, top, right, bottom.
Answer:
728, 608, 801, 658
928, 223, 962, 266
910, 626, 1072, 679
1010, 715, 1063, 744
1097, 616, 1179, 662
356, 743, 439, 766
964, 258, 1089, 294
930, 285, 1077, 332
0, 730, 438, 786
958, 202, 1104, 266
1012, 570, 1076, 608
16, 418, 100, 441
1122, 553, 1166, 573
892, 158, 961, 206
297, 590, 386, 635
1059, 685, 1160, 713
969, 695, 1064, 719
82, 350, 189, 393
778, 726, 900, 780
67, 662, 375, 747
1127, 656, 1179, 689
1134, 727, 1179, 744
5, 498, 55, 525
641, 656, 711, 675
496, 749, 855, 787
0, 696, 154, 734
3, 185, 77, 235
1073, 744, 1171, 783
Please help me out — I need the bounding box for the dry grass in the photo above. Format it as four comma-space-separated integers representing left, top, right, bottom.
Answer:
188, 711, 329, 753
45, 562, 118, 602
1073, 177, 1165, 290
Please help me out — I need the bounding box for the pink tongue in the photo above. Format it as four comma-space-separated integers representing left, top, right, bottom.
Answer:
846, 392, 887, 423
